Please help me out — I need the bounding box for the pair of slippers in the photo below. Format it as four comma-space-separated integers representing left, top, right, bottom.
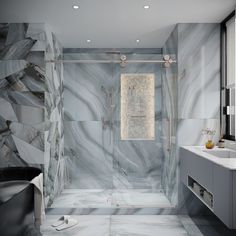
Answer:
51, 215, 78, 231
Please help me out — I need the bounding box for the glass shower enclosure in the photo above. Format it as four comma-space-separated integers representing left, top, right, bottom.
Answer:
49, 49, 177, 212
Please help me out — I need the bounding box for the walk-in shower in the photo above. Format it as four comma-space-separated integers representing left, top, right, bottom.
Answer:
47, 49, 177, 214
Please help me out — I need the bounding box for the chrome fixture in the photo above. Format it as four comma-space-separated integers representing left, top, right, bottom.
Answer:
46, 54, 177, 67
163, 55, 175, 68
120, 54, 127, 68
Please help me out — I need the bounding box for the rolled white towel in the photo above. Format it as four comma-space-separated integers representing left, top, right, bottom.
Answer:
203, 191, 213, 207
193, 182, 201, 196
31, 173, 45, 226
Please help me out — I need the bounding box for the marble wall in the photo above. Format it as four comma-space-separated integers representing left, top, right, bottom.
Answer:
63, 52, 164, 191
162, 23, 221, 211
0, 23, 67, 206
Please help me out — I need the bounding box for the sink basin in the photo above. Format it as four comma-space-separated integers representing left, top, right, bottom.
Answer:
203, 149, 236, 158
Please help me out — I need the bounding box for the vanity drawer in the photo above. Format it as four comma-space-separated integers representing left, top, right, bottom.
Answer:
180, 148, 213, 192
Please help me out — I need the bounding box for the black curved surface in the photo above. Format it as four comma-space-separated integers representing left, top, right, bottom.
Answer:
0, 167, 42, 236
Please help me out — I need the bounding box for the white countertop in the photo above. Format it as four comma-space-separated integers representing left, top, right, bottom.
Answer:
181, 146, 236, 170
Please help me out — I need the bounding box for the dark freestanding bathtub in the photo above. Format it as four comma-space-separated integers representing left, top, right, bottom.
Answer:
0, 167, 42, 236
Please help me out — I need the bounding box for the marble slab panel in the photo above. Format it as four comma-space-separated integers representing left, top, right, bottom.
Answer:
177, 119, 220, 146
10, 122, 44, 151
178, 24, 220, 119
63, 62, 119, 121
0, 91, 44, 108
11, 103, 44, 125
0, 98, 18, 121
113, 120, 163, 190
0, 38, 36, 60
0, 60, 28, 80
12, 134, 44, 164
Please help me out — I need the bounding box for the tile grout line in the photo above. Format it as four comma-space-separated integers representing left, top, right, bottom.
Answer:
109, 215, 112, 236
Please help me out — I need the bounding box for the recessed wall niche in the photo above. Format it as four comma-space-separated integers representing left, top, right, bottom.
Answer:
120, 74, 155, 140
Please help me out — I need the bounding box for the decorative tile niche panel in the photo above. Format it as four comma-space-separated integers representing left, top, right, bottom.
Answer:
120, 74, 155, 140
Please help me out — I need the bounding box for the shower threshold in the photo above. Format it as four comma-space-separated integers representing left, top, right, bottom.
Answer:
47, 189, 176, 215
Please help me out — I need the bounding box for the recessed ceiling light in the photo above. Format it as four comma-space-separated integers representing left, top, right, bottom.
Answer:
73, 5, 79, 9
143, 5, 150, 9
86, 39, 91, 43
136, 39, 140, 43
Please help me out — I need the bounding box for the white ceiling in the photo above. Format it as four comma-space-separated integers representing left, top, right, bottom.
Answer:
0, 0, 235, 48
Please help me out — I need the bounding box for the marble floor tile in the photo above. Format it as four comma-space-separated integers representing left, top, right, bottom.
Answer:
110, 215, 188, 236
41, 214, 236, 236
41, 215, 110, 236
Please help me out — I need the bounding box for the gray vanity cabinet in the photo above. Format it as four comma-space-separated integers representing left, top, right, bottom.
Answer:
180, 147, 236, 229
180, 148, 213, 192
233, 172, 236, 228
213, 164, 233, 228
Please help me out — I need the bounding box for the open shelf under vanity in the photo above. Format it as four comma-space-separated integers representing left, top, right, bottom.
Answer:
187, 175, 213, 210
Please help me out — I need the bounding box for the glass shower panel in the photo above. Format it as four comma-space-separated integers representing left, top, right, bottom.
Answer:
113, 53, 164, 192
53, 51, 174, 209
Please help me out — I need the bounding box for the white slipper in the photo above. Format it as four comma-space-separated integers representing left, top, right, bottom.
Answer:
51, 215, 71, 227
56, 218, 78, 231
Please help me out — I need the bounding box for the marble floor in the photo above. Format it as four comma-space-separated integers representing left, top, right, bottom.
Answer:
51, 189, 172, 208
41, 215, 188, 236
41, 215, 236, 236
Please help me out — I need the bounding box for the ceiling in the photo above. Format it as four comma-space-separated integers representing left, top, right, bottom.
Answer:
0, 0, 235, 48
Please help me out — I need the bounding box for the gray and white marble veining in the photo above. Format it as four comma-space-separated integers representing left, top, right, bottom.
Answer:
64, 121, 113, 189
0, 38, 36, 60
110, 215, 188, 236
46, 207, 177, 216
113, 122, 163, 190
0, 23, 66, 206
5, 23, 28, 45
0, 60, 28, 79
177, 119, 220, 146
11, 103, 44, 125
41, 214, 236, 236
10, 121, 44, 151
0, 63, 46, 92
63, 53, 164, 194
176, 24, 221, 214
12, 134, 44, 164
0, 91, 44, 108
161, 26, 178, 206
178, 24, 220, 119
41, 215, 188, 236
161, 23, 221, 210
64, 62, 119, 121
0, 97, 18, 121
